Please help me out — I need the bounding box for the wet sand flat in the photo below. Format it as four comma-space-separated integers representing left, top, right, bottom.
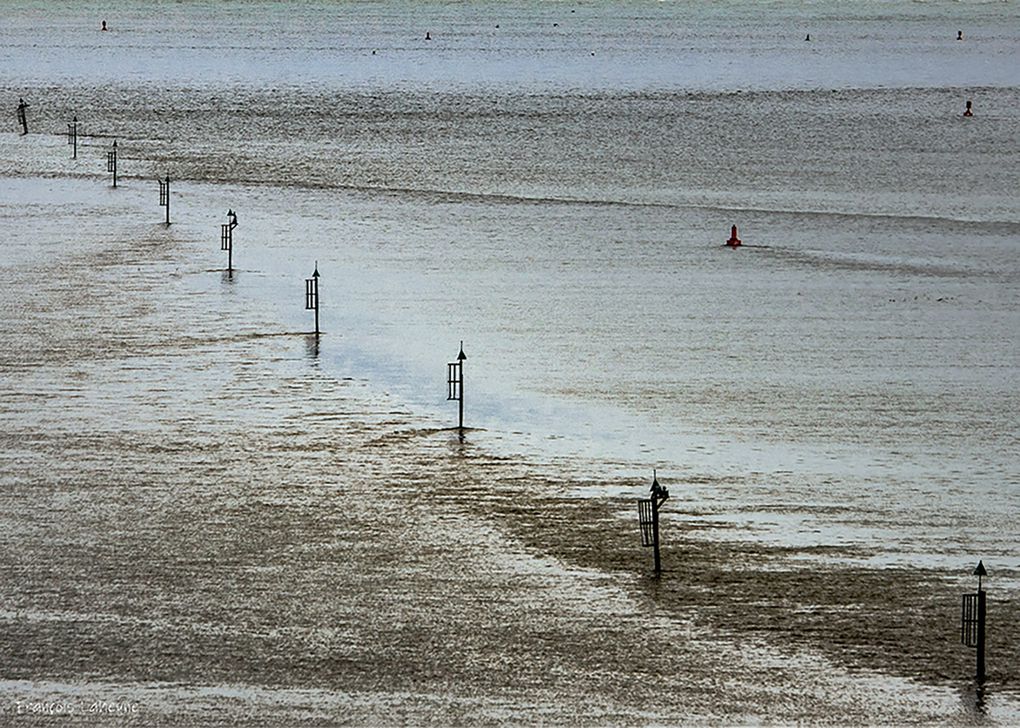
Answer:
0, 176, 1015, 724
2, 1, 1020, 724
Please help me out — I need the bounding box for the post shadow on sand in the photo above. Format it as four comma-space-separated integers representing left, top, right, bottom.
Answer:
961, 682, 987, 719
638, 470, 670, 576
304, 333, 320, 361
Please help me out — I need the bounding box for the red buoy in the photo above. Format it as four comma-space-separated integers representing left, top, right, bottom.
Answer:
726, 225, 742, 247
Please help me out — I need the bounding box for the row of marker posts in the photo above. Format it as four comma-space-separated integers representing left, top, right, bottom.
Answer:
83, 122, 318, 341
32, 112, 315, 343
31, 111, 294, 314
22, 101, 995, 686
636, 474, 992, 684
99, 130, 999, 693
292, 303, 466, 437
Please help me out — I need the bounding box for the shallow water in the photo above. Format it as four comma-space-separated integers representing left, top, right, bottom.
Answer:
1, 1, 1019, 724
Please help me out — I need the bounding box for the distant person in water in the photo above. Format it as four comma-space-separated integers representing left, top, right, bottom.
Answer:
963, 100, 973, 117
425, 31, 431, 40
101, 20, 107, 31
805, 33, 810, 41
957, 30, 963, 41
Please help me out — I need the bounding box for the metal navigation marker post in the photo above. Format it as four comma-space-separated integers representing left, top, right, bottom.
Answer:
220, 209, 237, 274
16, 98, 29, 135
446, 341, 466, 436
961, 560, 988, 682
637, 470, 670, 576
107, 140, 118, 188
158, 175, 171, 225
67, 116, 78, 159
305, 263, 320, 337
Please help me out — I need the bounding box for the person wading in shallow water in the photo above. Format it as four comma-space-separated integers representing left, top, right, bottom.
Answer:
101, 20, 108, 31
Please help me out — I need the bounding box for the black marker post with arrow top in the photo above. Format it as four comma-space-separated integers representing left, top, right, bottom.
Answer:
221, 209, 237, 275
67, 116, 78, 159
158, 175, 171, 226
961, 560, 988, 683
107, 140, 118, 188
305, 263, 320, 337
638, 470, 670, 576
447, 341, 466, 438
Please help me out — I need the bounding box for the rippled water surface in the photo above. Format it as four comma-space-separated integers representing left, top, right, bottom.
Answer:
1, 1, 1019, 725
